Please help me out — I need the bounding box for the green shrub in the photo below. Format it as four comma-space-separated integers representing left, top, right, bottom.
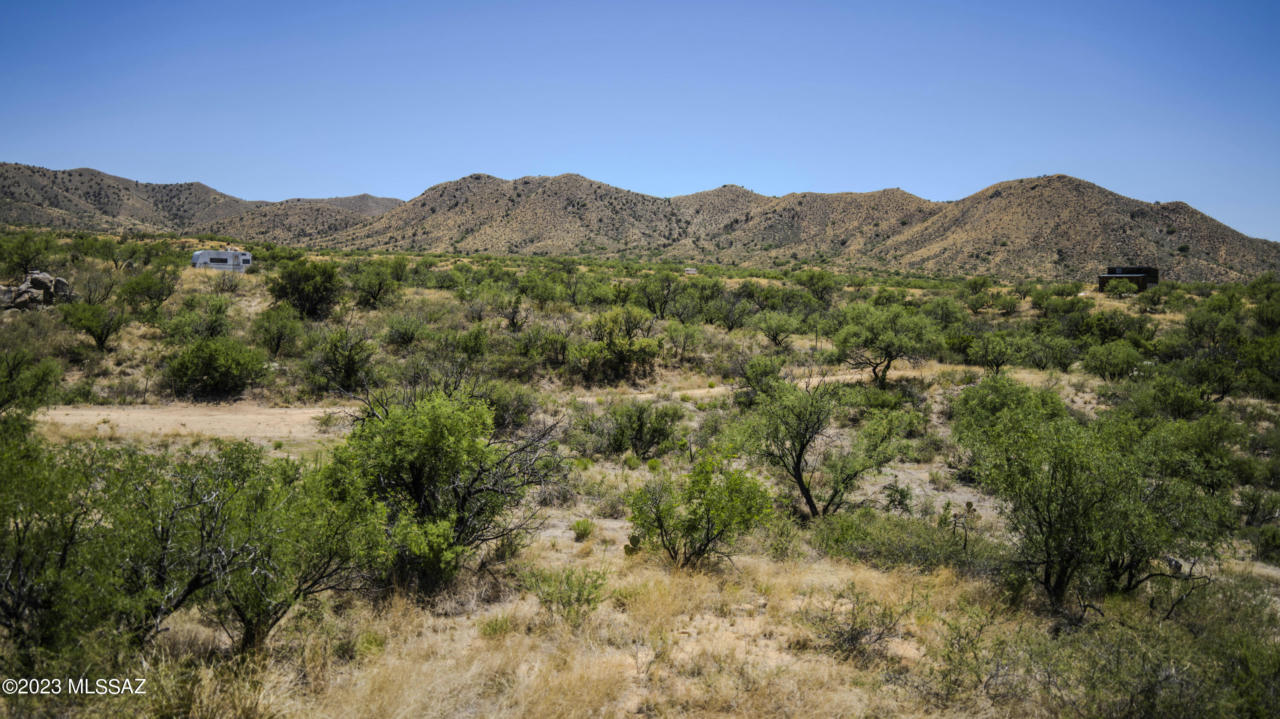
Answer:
750, 310, 799, 349
663, 320, 702, 363
571, 518, 596, 542
1083, 339, 1144, 381
909, 432, 948, 463
0, 230, 54, 278
1085, 309, 1154, 345
306, 327, 376, 394
950, 374, 1068, 446
1104, 278, 1139, 298
520, 566, 608, 628
383, 314, 425, 350
1017, 333, 1077, 372
627, 449, 772, 567
754, 382, 910, 518
0, 349, 61, 432
955, 379, 1226, 606
164, 293, 231, 342
0, 435, 113, 673
813, 508, 1005, 575
755, 514, 808, 561
1246, 524, 1280, 563
268, 260, 342, 320
832, 303, 942, 388
567, 337, 661, 384
478, 612, 517, 638
252, 304, 304, 357
207, 451, 384, 653
118, 267, 179, 317
351, 262, 401, 309
1020, 582, 1280, 718
915, 607, 1013, 708
164, 338, 266, 399
881, 481, 914, 515
733, 354, 786, 408
605, 400, 685, 459
993, 293, 1020, 315
328, 392, 562, 593
0, 436, 378, 672
475, 379, 538, 434
59, 302, 129, 351
208, 270, 242, 295
1121, 372, 1212, 420
567, 306, 660, 384
835, 383, 915, 414
1136, 287, 1164, 313
967, 332, 1013, 374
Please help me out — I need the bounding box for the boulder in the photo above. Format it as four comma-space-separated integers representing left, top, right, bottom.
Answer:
0, 273, 72, 309
18, 282, 50, 304
10, 289, 37, 310
26, 272, 55, 292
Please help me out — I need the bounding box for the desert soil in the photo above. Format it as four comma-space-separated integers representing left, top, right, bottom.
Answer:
37, 402, 352, 446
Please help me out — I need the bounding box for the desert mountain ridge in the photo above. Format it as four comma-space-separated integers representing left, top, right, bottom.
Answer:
2, 161, 1277, 282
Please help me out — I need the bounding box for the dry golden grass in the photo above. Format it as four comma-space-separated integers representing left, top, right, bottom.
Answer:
123, 499, 1053, 719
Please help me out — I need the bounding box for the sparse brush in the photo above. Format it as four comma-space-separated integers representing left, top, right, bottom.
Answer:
482, 531, 528, 566
755, 515, 809, 562
478, 612, 518, 639
595, 489, 629, 520
208, 271, 242, 295
571, 518, 596, 542
533, 481, 576, 508
520, 566, 609, 629
800, 583, 912, 662
313, 410, 345, 433
814, 507, 1007, 574
881, 481, 914, 515
335, 630, 387, 663
914, 606, 1019, 708
911, 433, 947, 463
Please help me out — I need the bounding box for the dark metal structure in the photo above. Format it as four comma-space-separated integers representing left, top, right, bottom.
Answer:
1098, 266, 1159, 292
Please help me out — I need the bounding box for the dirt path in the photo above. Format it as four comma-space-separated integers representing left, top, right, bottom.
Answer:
1227, 559, 1280, 584
38, 402, 354, 447
35, 363, 1063, 449
33, 367, 938, 446
579, 370, 870, 404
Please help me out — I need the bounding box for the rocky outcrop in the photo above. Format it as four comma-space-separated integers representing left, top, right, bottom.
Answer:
0, 271, 74, 310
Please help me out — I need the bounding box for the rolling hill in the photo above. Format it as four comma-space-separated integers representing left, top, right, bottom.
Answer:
0, 163, 263, 232
2, 162, 1276, 281
0, 163, 403, 241
866, 175, 1279, 282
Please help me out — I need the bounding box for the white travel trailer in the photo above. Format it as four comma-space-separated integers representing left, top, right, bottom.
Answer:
191, 249, 253, 272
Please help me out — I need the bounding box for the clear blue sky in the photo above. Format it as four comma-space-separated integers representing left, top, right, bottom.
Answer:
3, 0, 1277, 240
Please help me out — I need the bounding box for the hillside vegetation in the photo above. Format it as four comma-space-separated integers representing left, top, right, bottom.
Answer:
3, 227, 1280, 717
4, 162, 1277, 281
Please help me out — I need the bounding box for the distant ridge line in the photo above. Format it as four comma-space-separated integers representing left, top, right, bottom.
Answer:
2, 162, 1276, 282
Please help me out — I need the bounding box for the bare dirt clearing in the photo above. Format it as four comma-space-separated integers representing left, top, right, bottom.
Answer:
38, 402, 354, 451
